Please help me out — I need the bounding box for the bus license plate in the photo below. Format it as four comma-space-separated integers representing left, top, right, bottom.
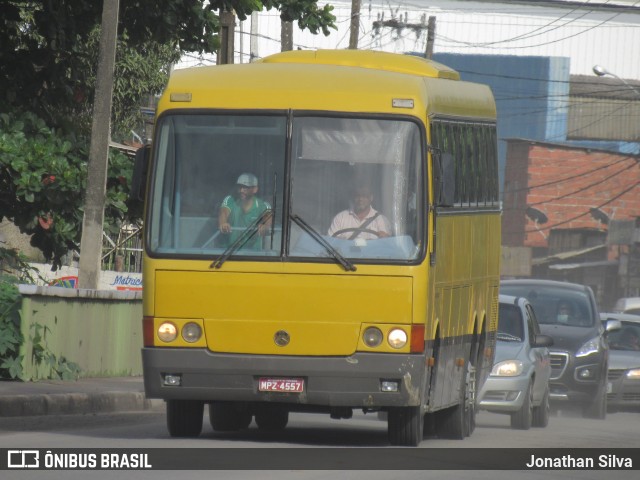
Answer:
258, 378, 304, 393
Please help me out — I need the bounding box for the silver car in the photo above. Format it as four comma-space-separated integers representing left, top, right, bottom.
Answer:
479, 294, 554, 429
600, 312, 640, 412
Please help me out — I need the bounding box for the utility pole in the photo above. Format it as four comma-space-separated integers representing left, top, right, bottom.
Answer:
218, 10, 235, 64
373, 15, 435, 57
281, 19, 293, 51
250, 12, 259, 61
425, 16, 436, 59
78, 0, 119, 290
349, 0, 361, 49
239, 18, 244, 63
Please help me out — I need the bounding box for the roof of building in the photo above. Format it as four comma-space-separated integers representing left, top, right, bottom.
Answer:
570, 74, 640, 100
503, 137, 640, 156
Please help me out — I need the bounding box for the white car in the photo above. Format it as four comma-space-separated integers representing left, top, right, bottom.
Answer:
479, 294, 554, 429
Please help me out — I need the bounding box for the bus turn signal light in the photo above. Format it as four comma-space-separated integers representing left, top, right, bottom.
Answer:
410, 325, 425, 353
143, 317, 155, 346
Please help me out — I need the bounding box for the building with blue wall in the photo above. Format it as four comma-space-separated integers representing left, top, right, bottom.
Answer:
432, 53, 570, 190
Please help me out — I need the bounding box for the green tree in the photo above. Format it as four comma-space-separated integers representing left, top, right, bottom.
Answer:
0, 112, 133, 266
0, 1, 336, 268
0, 1, 335, 129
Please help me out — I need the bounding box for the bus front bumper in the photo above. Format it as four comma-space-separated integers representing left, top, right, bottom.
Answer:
142, 347, 427, 408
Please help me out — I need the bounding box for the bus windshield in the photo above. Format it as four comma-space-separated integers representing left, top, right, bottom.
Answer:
148, 112, 423, 264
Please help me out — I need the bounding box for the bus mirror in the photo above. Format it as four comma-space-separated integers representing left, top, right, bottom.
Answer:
434, 152, 455, 207
130, 145, 151, 202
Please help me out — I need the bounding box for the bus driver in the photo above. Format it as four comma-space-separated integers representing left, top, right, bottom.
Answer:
328, 184, 392, 240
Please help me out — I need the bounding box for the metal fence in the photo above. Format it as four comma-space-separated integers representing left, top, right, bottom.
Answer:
101, 223, 143, 273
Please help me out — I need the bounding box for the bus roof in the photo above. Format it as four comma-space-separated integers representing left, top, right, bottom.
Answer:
256, 50, 461, 80
160, 50, 496, 120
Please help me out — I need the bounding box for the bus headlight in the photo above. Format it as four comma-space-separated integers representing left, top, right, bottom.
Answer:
363, 327, 383, 347
388, 329, 407, 349
182, 322, 202, 343
158, 322, 178, 342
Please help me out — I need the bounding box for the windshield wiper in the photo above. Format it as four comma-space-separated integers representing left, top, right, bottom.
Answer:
290, 214, 356, 272
210, 209, 272, 269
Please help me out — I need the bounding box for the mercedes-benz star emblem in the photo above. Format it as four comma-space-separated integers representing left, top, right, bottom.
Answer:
274, 330, 290, 347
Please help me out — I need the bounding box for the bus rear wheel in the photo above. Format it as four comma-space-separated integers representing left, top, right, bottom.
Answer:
387, 406, 423, 446
166, 400, 204, 437
435, 361, 471, 440
464, 363, 477, 437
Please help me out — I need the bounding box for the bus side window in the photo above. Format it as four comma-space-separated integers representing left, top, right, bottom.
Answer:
435, 152, 455, 207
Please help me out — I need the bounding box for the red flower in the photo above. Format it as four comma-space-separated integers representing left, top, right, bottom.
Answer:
38, 214, 54, 230
42, 175, 56, 185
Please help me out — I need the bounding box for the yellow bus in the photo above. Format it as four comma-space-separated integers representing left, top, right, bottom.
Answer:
135, 50, 500, 446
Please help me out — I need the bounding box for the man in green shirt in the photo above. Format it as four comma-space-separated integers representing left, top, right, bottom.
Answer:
218, 173, 271, 250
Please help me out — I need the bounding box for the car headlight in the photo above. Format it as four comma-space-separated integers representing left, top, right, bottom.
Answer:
387, 328, 407, 349
627, 368, 640, 379
575, 337, 600, 357
157, 322, 177, 342
491, 360, 523, 376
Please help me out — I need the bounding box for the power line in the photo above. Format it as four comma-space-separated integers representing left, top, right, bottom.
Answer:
434, 0, 602, 47
358, 0, 640, 51
546, 98, 640, 141
503, 155, 636, 194
386, 0, 640, 15
528, 159, 638, 206
520, 179, 640, 233
435, 1, 639, 50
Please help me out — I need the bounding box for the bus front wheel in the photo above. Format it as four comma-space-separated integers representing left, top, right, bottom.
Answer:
387, 406, 423, 446
166, 399, 204, 437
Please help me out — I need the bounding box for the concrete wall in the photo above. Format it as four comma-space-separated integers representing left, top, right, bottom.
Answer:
17, 285, 143, 379
29, 264, 142, 291
0, 220, 46, 262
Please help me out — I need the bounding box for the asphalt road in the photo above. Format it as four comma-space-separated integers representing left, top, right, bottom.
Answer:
0, 408, 638, 479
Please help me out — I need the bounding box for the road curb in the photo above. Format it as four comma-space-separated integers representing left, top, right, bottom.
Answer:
0, 392, 163, 417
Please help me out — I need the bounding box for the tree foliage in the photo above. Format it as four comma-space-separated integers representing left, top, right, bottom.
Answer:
0, 1, 336, 268
0, 1, 335, 128
0, 112, 133, 267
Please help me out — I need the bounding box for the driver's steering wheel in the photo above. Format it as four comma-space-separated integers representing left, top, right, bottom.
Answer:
331, 227, 382, 239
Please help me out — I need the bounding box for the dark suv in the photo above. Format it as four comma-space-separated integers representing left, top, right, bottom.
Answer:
501, 279, 618, 419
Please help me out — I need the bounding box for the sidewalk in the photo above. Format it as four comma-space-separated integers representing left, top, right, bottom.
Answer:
0, 376, 163, 417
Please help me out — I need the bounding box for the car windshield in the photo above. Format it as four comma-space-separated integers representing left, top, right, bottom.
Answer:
607, 321, 640, 351
500, 285, 595, 327
497, 304, 524, 342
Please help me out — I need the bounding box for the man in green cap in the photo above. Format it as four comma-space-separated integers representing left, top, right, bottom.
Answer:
218, 173, 271, 249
